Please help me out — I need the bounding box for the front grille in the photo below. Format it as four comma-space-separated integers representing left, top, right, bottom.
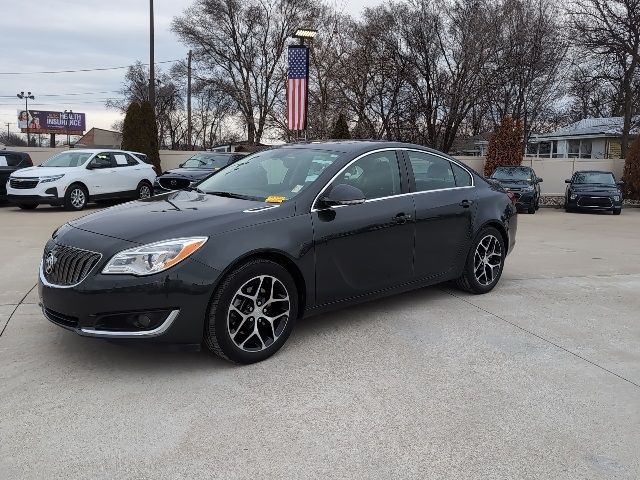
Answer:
44, 308, 79, 328
43, 243, 101, 286
577, 196, 612, 208
10, 178, 39, 189
159, 177, 191, 190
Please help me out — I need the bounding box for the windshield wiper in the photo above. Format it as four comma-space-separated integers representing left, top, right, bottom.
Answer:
205, 191, 257, 200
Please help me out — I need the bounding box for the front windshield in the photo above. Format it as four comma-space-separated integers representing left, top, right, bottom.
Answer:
41, 151, 93, 168
573, 172, 615, 185
491, 167, 532, 181
182, 153, 232, 169
197, 148, 342, 202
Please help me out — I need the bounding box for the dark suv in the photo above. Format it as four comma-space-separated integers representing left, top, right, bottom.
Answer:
489, 166, 542, 214
565, 170, 623, 215
154, 152, 246, 194
0, 151, 33, 201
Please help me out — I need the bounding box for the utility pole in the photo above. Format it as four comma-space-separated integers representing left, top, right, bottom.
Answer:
187, 49, 192, 150
5, 123, 9, 140
149, 0, 156, 108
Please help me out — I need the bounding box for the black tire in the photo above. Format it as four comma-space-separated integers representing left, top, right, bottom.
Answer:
613, 208, 622, 215
17, 203, 37, 210
204, 259, 298, 364
535, 199, 540, 210
136, 181, 153, 199
528, 204, 536, 214
455, 226, 506, 294
564, 202, 573, 213
64, 184, 88, 211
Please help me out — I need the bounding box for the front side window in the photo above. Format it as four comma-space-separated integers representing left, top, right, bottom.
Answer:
40, 151, 92, 168
329, 152, 401, 200
408, 151, 455, 191
198, 148, 342, 202
90, 153, 115, 169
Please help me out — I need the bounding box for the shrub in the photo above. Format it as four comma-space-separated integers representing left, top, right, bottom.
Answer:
331, 113, 351, 139
622, 135, 640, 200
121, 101, 161, 174
484, 115, 524, 177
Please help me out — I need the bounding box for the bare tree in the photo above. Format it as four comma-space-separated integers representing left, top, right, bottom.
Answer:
569, 0, 640, 157
172, 0, 312, 145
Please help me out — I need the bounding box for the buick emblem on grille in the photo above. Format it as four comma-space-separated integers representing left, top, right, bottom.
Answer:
45, 251, 57, 275
171, 179, 177, 186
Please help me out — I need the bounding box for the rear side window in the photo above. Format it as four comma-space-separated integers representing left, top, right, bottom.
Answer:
451, 163, 472, 187
407, 151, 455, 191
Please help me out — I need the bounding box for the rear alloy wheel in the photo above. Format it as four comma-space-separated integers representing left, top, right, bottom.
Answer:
456, 227, 505, 294
17, 203, 37, 210
137, 182, 152, 199
64, 184, 88, 211
204, 259, 298, 364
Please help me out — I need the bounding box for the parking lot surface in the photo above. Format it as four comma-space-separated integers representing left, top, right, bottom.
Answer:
1, 203, 639, 479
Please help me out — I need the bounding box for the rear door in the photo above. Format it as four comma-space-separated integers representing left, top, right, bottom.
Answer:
404, 150, 476, 281
112, 152, 143, 192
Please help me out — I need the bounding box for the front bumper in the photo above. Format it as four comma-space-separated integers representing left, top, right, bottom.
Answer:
6, 181, 63, 205
39, 249, 222, 345
566, 194, 621, 210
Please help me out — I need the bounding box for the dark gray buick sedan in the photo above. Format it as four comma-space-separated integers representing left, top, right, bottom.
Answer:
39, 141, 517, 364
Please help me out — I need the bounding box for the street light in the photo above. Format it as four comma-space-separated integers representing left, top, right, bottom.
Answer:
64, 109, 73, 147
294, 28, 318, 41
17, 91, 35, 146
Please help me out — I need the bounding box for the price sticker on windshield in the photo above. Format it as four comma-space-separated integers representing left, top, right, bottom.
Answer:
265, 195, 286, 203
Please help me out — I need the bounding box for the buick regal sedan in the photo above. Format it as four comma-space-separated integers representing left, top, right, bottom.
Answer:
40, 141, 517, 364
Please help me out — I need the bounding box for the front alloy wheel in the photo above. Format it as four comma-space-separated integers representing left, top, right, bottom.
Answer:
64, 184, 88, 210
137, 182, 152, 199
204, 259, 298, 364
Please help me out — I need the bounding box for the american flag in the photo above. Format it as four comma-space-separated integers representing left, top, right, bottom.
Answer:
287, 46, 309, 131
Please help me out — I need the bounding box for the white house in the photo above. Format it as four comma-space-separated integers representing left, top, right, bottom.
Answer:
527, 117, 639, 159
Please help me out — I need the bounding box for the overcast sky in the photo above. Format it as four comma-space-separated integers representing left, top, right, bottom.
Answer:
0, 0, 380, 138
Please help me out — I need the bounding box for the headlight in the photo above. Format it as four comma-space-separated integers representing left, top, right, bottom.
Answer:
570, 193, 577, 200
40, 174, 65, 183
523, 185, 534, 192
613, 195, 620, 201
102, 237, 208, 276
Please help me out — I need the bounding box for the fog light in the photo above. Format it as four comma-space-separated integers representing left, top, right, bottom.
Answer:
570, 194, 577, 200
135, 314, 153, 329
613, 195, 620, 201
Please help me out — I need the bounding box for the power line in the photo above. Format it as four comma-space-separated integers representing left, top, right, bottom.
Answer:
0, 59, 180, 75
0, 90, 122, 98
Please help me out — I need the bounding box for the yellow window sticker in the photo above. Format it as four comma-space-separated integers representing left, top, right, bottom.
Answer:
265, 195, 286, 203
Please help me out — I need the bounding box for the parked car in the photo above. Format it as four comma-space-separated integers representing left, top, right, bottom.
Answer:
1, 151, 33, 201
565, 170, 623, 215
39, 141, 517, 364
154, 152, 246, 194
6, 149, 156, 211
489, 166, 542, 214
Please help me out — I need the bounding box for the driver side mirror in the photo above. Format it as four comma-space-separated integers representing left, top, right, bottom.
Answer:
318, 184, 366, 208
617, 180, 624, 186
537, 178, 543, 183
564, 179, 571, 183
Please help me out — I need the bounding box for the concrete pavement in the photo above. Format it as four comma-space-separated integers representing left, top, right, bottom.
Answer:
1, 203, 639, 479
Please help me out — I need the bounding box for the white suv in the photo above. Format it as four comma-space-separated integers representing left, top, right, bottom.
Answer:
6, 149, 156, 210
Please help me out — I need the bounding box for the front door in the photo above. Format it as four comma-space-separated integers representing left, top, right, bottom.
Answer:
313, 151, 415, 306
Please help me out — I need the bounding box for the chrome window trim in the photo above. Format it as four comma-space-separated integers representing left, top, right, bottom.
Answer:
310, 147, 476, 213
76, 309, 180, 338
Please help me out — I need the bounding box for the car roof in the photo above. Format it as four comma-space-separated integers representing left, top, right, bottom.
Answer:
494, 165, 532, 169
0, 150, 30, 156
573, 170, 614, 174
278, 140, 452, 157
64, 149, 127, 153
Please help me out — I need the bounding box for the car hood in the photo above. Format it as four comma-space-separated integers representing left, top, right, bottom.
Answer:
69, 190, 292, 244
570, 184, 619, 194
10, 166, 79, 177
160, 168, 219, 181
